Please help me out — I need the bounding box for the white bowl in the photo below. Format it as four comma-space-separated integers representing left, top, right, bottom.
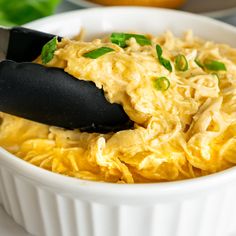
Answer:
66, 0, 236, 18
1, 7, 236, 236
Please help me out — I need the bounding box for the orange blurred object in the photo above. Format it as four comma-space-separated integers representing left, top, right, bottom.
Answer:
88, 0, 186, 8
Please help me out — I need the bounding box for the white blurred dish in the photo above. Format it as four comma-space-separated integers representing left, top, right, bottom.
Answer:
67, 0, 236, 18
1, 7, 236, 236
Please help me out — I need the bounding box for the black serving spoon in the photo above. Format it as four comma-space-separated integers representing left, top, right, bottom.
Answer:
0, 27, 132, 132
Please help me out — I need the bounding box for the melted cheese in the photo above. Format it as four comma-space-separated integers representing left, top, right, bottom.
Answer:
1, 30, 236, 183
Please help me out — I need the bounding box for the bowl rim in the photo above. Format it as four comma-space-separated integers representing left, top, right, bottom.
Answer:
66, 0, 236, 18
2, 6, 236, 197
24, 6, 236, 37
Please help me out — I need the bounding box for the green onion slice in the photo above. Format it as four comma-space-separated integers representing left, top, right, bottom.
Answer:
153, 77, 170, 91
203, 59, 227, 71
195, 59, 204, 69
156, 44, 163, 58
175, 54, 188, 71
110, 33, 151, 48
83, 47, 115, 59
41, 37, 57, 64
156, 45, 172, 72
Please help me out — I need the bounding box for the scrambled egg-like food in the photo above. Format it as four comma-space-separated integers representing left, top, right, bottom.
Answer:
1, 30, 236, 183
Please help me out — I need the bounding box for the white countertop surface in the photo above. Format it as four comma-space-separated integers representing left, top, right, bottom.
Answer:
0, 205, 30, 236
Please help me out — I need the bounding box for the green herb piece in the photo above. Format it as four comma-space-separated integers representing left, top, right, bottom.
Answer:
156, 45, 172, 72
0, 0, 60, 26
153, 77, 170, 91
41, 37, 57, 64
110, 33, 151, 48
160, 58, 172, 72
195, 59, 204, 69
204, 60, 227, 71
83, 47, 115, 59
156, 44, 163, 58
175, 54, 188, 71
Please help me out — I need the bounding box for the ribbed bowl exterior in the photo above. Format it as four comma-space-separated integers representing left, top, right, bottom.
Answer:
1, 163, 236, 236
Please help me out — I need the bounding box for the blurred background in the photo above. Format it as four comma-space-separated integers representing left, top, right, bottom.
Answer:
1, 0, 236, 26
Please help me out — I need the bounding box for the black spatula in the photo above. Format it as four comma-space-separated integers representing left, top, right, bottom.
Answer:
0, 26, 59, 62
0, 27, 132, 132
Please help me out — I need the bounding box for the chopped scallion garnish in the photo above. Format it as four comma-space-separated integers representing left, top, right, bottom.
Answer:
175, 54, 188, 71
41, 37, 57, 64
153, 77, 170, 91
156, 44, 163, 58
204, 59, 227, 71
110, 33, 151, 48
195, 59, 204, 69
83, 47, 115, 59
195, 58, 226, 72
156, 45, 172, 72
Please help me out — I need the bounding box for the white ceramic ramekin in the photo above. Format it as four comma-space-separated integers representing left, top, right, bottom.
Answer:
1, 7, 236, 236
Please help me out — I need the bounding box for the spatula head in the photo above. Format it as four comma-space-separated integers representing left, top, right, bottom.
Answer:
0, 60, 132, 132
